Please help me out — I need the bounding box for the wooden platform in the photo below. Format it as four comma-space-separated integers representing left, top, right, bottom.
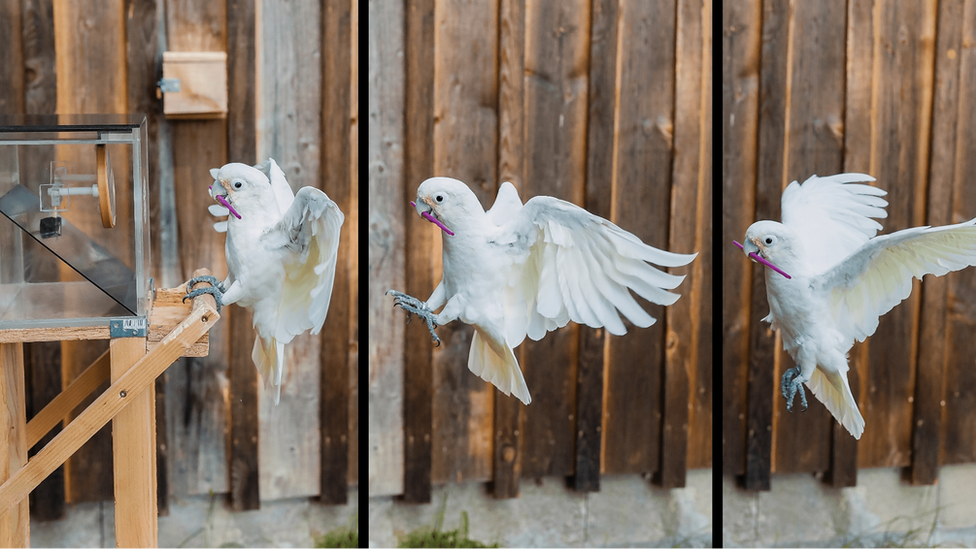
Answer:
0, 281, 211, 357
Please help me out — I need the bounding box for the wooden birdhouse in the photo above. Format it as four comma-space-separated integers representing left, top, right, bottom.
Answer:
160, 51, 228, 119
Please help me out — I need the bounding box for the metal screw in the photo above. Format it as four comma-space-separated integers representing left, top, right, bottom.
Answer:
120, 390, 127, 398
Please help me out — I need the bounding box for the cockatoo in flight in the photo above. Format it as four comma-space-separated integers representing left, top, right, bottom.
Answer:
184, 159, 344, 404
740, 173, 976, 439
387, 177, 697, 405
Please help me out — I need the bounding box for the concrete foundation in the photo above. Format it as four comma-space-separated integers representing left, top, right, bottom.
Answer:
368, 470, 712, 548
28, 488, 358, 548
723, 464, 976, 547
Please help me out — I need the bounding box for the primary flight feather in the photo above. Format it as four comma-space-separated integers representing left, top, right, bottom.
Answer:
185, 158, 344, 404
741, 173, 976, 439
388, 177, 697, 404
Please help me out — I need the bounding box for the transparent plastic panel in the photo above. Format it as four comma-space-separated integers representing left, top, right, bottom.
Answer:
0, 115, 150, 330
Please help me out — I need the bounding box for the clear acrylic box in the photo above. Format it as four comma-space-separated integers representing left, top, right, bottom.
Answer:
0, 114, 151, 330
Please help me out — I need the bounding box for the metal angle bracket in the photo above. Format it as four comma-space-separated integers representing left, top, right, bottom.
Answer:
110, 317, 148, 338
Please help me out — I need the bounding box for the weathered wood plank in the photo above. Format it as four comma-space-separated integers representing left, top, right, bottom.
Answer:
661, 0, 707, 488
721, 0, 761, 478
858, 1, 936, 470
0, 1, 25, 115
429, 0, 498, 487
943, 1, 976, 467
830, 0, 876, 487
603, 0, 673, 477
771, 0, 845, 476
54, 0, 128, 504
520, 0, 590, 480
910, 0, 964, 486
575, 0, 617, 491
25, 342, 65, 522
347, 0, 358, 489
254, 0, 324, 504
492, 0, 524, 500
18, 0, 65, 523
402, 0, 435, 503
319, 0, 352, 505
687, 0, 713, 472
124, 0, 169, 515
743, 0, 790, 490
164, 0, 231, 499
367, 0, 406, 497
226, 0, 260, 511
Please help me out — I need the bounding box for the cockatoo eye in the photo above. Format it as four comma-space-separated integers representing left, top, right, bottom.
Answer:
764, 237, 774, 245
233, 180, 244, 189
435, 194, 444, 203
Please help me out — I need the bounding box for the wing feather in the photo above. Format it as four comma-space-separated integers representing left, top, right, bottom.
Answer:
260, 186, 344, 343
781, 173, 887, 273
500, 196, 696, 346
820, 219, 976, 343
253, 158, 296, 215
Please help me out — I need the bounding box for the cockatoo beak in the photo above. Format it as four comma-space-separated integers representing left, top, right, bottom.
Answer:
210, 179, 242, 220
734, 240, 791, 279
411, 198, 455, 236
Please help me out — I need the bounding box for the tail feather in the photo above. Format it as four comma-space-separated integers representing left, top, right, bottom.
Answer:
807, 368, 864, 439
252, 334, 286, 405
468, 330, 531, 405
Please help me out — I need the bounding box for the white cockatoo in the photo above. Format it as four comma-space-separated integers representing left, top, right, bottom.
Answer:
741, 173, 976, 439
387, 177, 697, 405
184, 158, 344, 404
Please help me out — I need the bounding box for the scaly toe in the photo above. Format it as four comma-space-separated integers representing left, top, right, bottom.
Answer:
184, 285, 224, 313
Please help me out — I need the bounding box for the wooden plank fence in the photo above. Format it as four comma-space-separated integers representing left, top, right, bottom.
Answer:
723, 0, 976, 489
369, 0, 712, 500
0, 0, 358, 519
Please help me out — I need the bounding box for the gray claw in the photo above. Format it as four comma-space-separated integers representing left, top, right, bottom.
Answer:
781, 367, 808, 412
184, 276, 224, 313
386, 289, 441, 347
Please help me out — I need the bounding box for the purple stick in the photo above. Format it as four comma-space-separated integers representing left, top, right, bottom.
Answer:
411, 200, 455, 236
217, 194, 242, 220
733, 240, 791, 279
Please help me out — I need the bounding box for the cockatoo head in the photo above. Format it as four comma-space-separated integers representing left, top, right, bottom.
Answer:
743, 220, 803, 277
209, 163, 274, 220
413, 177, 485, 236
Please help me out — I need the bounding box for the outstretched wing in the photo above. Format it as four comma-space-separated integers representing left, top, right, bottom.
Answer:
818, 219, 976, 343
253, 158, 295, 215
497, 195, 697, 347
781, 173, 887, 274
260, 186, 344, 343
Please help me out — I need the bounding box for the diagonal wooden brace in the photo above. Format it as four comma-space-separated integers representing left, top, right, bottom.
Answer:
0, 299, 219, 514
26, 349, 110, 449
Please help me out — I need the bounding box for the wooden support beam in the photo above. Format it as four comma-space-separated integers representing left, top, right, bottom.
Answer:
0, 301, 218, 514
0, 343, 29, 547
112, 337, 155, 547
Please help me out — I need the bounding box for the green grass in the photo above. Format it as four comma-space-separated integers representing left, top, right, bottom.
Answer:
314, 512, 359, 548
397, 495, 500, 548
314, 528, 359, 548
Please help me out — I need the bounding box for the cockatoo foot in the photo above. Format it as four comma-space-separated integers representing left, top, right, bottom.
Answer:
386, 290, 441, 347
781, 367, 808, 412
184, 275, 226, 313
